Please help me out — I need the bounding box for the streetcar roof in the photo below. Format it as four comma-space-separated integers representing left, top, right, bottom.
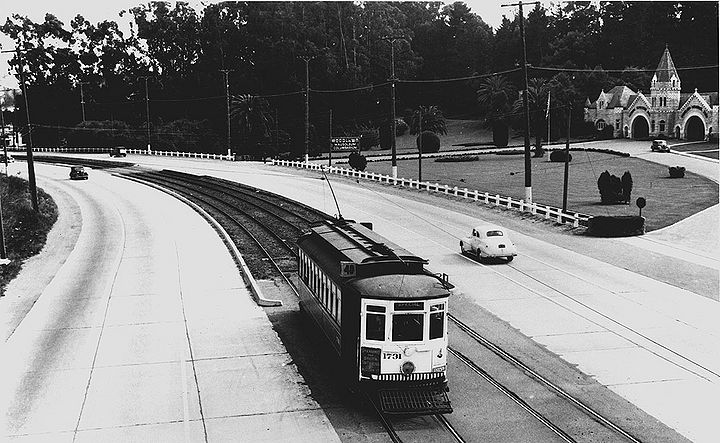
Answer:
300, 219, 426, 265
348, 274, 450, 300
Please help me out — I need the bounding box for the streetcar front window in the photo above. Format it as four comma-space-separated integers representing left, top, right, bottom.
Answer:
366, 310, 386, 341
430, 303, 445, 339
392, 314, 424, 341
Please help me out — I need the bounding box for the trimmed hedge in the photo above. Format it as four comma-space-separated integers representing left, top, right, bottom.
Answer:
669, 166, 686, 178
586, 215, 645, 237
550, 150, 572, 162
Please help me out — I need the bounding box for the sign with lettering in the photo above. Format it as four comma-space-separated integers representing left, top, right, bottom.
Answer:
331, 137, 360, 151
340, 261, 356, 277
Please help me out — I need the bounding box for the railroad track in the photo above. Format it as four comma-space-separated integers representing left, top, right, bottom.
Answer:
117, 168, 640, 443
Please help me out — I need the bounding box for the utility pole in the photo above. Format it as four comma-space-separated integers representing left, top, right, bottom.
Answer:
220, 69, 233, 157
328, 109, 333, 166
79, 81, 89, 122
300, 56, 314, 163
381, 35, 406, 179
417, 109, 423, 183
502, 1, 539, 204
562, 101, 572, 213
138, 76, 151, 152
0, 88, 11, 175
2, 47, 38, 212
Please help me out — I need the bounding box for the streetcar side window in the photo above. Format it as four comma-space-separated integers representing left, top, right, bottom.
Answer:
366, 308, 386, 341
430, 303, 445, 339
392, 314, 424, 341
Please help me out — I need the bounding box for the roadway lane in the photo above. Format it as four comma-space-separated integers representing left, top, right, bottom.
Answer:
2, 163, 339, 442
213, 161, 715, 443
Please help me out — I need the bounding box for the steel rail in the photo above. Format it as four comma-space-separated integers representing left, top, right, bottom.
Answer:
449, 347, 577, 443
433, 413, 466, 443
449, 314, 643, 443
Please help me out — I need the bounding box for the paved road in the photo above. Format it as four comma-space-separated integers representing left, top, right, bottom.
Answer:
2, 163, 339, 442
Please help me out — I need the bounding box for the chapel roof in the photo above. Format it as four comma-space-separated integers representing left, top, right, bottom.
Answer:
655, 45, 679, 82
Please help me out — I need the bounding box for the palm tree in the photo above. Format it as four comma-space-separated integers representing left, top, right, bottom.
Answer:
230, 94, 272, 156
513, 78, 549, 157
476, 76, 516, 147
408, 105, 448, 136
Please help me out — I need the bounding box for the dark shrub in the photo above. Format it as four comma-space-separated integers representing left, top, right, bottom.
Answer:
416, 131, 441, 153
358, 129, 379, 151
435, 155, 479, 163
348, 152, 367, 171
396, 118, 409, 136
492, 121, 509, 147
549, 150, 572, 162
597, 170, 624, 204
621, 171, 633, 203
586, 216, 645, 237
669, 166, 685, 178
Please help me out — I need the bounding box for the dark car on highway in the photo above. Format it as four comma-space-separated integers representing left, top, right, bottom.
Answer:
69, 166, 89, 180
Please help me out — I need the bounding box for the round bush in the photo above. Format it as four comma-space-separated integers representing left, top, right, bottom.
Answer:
348, 152, 367, 171
416, 131, 440, 153
549, 150, 573, 162
669, 166, 685, 178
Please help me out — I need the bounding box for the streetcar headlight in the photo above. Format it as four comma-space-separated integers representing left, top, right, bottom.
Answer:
401, 361, 415, 375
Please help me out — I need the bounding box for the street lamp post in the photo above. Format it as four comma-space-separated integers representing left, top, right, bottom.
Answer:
79, 81, 89, 122
300, 56, 314, 163
381, 35, 406, 179
139, 76, 151, 152
220, 69, 233, 158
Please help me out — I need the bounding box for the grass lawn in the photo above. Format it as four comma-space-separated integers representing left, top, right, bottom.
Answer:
362, 151, 718, 232
0, 176, 58, 296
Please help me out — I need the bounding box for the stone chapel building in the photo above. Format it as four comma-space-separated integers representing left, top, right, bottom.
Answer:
584, 46, 718, 141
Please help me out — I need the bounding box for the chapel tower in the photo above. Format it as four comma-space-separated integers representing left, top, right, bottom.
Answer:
650, 45, 681, 110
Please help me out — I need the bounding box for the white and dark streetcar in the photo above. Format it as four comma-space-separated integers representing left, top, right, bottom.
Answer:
297, 219, 453, 415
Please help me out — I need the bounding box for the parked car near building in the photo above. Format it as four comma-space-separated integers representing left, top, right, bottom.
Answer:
110, 147, 127, 157
651, 139, 670, 152
460, 225, 517, 263
69, 165, 89, 180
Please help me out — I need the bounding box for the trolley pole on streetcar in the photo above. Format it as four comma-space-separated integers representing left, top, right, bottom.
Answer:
220, 69, 233, 158
502, 1, 539, 204
2, 47, 38, 212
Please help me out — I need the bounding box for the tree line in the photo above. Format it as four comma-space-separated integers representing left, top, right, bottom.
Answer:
0, 1, 717, 156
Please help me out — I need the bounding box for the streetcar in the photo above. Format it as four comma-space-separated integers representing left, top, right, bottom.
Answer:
296, 218, 453, 415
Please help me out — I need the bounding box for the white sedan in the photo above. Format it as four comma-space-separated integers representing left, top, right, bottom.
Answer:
460, 225, 517, 263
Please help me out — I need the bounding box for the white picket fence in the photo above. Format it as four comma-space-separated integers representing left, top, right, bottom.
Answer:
9, 146, 234, 161
272, 159, 590, 227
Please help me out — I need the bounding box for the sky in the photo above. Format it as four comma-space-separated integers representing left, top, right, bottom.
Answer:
0, 0, 552, 90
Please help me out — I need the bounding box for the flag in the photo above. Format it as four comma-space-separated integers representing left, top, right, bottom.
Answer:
545, 93, 551, 119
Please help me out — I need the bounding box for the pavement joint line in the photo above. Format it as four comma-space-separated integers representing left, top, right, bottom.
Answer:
191, 352, 292, 362
203, 407, 331, 421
